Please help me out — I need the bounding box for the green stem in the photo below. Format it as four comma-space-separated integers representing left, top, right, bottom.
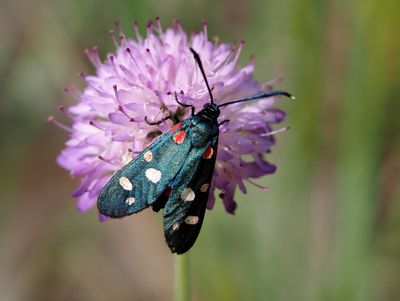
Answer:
174, 254, 190, 301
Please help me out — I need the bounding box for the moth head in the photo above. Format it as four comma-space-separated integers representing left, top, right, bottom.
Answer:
200, 103, 220, 119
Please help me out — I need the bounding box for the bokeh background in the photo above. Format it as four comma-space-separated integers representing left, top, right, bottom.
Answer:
1, 0, 399, 300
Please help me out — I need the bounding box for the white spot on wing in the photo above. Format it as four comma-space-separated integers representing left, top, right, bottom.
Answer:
119, 176, 133, 191
145, 168, 162, 183
125, 197, 135, 205
172, 223, 180, 231
181, 187, 195, 202
185, 216, 199, 225
144, 151, 153, 162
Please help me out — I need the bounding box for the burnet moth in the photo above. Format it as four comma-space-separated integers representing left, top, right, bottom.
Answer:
97, 48, 293, 254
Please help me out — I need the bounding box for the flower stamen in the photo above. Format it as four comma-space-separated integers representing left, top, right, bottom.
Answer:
147, 20, 154, 36
114, 20, 123, 36
155, 16, 163, 35
262, 76, 284, 91
133, 20, 143, 43
78, 71, 85, 80
202, 19, 208, 41
48, 116, 72, 133
108, 30, 119, 48
108, 55, 122, 81
145, 48, 157, 67
126, 48, 143, 72
84, 46, 101, 68
59, 105, 74, 119
233, 40, 245, 65
64, 86, 82, 101
119, 34, 126, 47
98, 155, 120, 166
173, 19, 183, 32
89, 120, 106, 131
261, 126, 290, 137
113, 85, 136, 122
247, 178, 271, 192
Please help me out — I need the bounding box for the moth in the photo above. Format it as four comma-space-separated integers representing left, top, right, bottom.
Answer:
97, 48, 292, 254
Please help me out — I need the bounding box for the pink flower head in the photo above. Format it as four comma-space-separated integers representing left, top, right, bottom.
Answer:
54, 19, 287, 217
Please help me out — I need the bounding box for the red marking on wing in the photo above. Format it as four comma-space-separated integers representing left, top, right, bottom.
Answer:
173, 130, 186, 144
169, 122, 182, 133
163, 187, 172, 196
203, 146, 214, 159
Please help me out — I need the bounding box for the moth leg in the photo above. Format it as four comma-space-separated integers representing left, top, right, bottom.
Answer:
145, 114, 174, 125
218, 119, 230, 127
173, 115, 180, 124
175, 92, 195, 115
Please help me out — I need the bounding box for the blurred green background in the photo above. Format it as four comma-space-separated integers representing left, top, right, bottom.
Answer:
1, 0, 399, 300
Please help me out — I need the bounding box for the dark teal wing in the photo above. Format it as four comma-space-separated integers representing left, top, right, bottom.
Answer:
163, 137, 218, 254
97, 121, 193, 218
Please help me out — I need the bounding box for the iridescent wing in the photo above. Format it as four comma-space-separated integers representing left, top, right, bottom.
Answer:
163, 137, 218, 254
98, 121, 195, 218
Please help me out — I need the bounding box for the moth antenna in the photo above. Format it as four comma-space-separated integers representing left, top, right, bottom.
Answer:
189, 48, 214, 104
218, 90, 294, 108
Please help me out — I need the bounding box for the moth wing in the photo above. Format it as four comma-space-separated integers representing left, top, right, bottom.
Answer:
97, 122, 193, 218
163, 137, 218, 254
